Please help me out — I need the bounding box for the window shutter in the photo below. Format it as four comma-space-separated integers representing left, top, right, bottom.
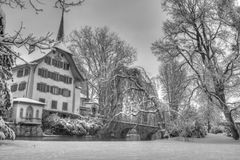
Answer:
69, 78, 72, 84
24, 68, 30, 76
17, 69, 24, 77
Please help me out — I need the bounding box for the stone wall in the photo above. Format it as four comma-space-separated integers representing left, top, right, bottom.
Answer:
9, 124, 43, 137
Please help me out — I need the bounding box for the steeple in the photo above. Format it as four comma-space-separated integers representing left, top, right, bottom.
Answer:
57, 8, 64, 41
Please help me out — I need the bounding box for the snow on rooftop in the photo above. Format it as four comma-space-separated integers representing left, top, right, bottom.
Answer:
14, 47, 50, 66
54, 42, 72, 54
13, 41, 72, 66
13, 98, 45, 105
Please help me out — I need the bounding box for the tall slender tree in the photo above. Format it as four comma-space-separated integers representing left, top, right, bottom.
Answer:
158, 59, 188, 120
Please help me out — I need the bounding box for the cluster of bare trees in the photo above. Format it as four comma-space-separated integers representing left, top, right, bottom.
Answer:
152, 0, 240, 140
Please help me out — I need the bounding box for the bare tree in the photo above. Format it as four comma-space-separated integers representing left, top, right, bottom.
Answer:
68, 26, 137, 104
158, 59, 188, 120
152, 0, 240, 139
98, 65, 165, 126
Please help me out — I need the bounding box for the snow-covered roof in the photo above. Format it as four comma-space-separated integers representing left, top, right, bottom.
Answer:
13, 98, 45, 105
13, 41, 70, 66
14, 47, 50, 66
54, 42, 72, 55
13, 42, 86, 81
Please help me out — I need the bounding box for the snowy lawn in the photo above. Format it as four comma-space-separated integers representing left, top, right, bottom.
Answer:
0, 134, 239, 160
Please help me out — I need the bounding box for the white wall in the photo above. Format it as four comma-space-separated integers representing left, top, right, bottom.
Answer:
10, 67, 30, 98
32, 51, 74, 113
74, 88, 81, 114
14, 102, 43, 124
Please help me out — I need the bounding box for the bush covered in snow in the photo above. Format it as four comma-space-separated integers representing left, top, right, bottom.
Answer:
210, 126, 225, 134
166, 119, 207, 138
43, 114, 103, 136
0, 117, 15, 140
180, 120, 207, 138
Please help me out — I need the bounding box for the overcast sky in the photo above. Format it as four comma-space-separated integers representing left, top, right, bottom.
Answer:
4, 0, 166, 77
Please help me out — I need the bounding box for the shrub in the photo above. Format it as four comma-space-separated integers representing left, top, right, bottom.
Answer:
42, 114, 103, 136
166, 119, 207, 138
210, 126, 224, 134
0, 118, 15, 140
181, 120, 206, 138
166, 122, 181, 137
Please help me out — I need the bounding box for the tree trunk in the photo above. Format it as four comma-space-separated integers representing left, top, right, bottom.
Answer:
213, 79, 239, 140
223, 110, 239, 140
207, 120, 211, 133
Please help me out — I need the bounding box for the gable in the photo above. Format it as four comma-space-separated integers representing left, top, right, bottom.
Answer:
13, 44, 86, 82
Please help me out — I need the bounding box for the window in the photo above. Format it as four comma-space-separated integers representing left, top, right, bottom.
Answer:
58, 61, 63, 68
45, 56, 51, 65
39, 98, 45, 103
52, 59, 57, 67
17, 69, 24, 77
36, 110, 39, 119
26, 105, 33, 121
62, 88, 71, 97
18, 82, 26, 91
51, 72, 57, 81
50, 86, 60, 95
63, 76, 67, 83
63, 63, 70, 70
24, 67, 30, 76
62, 102, 68, 111
38, 68, 43, 76
59, 75, 64, 82
37, 83, 49, 92
59, 75, 72, 84
48, 71, 52, 79
11, 84, 18, 92
68, 77, 72, 84
51, 100, 57, 109
20, 108, 24, 118
38, 68, 48, 78
38, 68, 72, 84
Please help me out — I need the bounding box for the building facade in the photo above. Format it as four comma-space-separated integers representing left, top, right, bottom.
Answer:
9, 45, 87, 117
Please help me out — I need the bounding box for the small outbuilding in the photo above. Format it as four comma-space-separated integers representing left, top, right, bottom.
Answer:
8, 98, 45, 124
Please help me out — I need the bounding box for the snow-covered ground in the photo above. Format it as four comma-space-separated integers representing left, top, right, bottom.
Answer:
0, 134, 239, 160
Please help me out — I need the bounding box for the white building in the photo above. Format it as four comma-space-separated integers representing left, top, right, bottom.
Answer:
9, 44, 87, 117
8, 98, 45, 124
8, 9, 88, 118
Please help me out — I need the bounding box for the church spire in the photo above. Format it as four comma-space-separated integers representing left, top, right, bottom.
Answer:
57, 8, 64, 41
